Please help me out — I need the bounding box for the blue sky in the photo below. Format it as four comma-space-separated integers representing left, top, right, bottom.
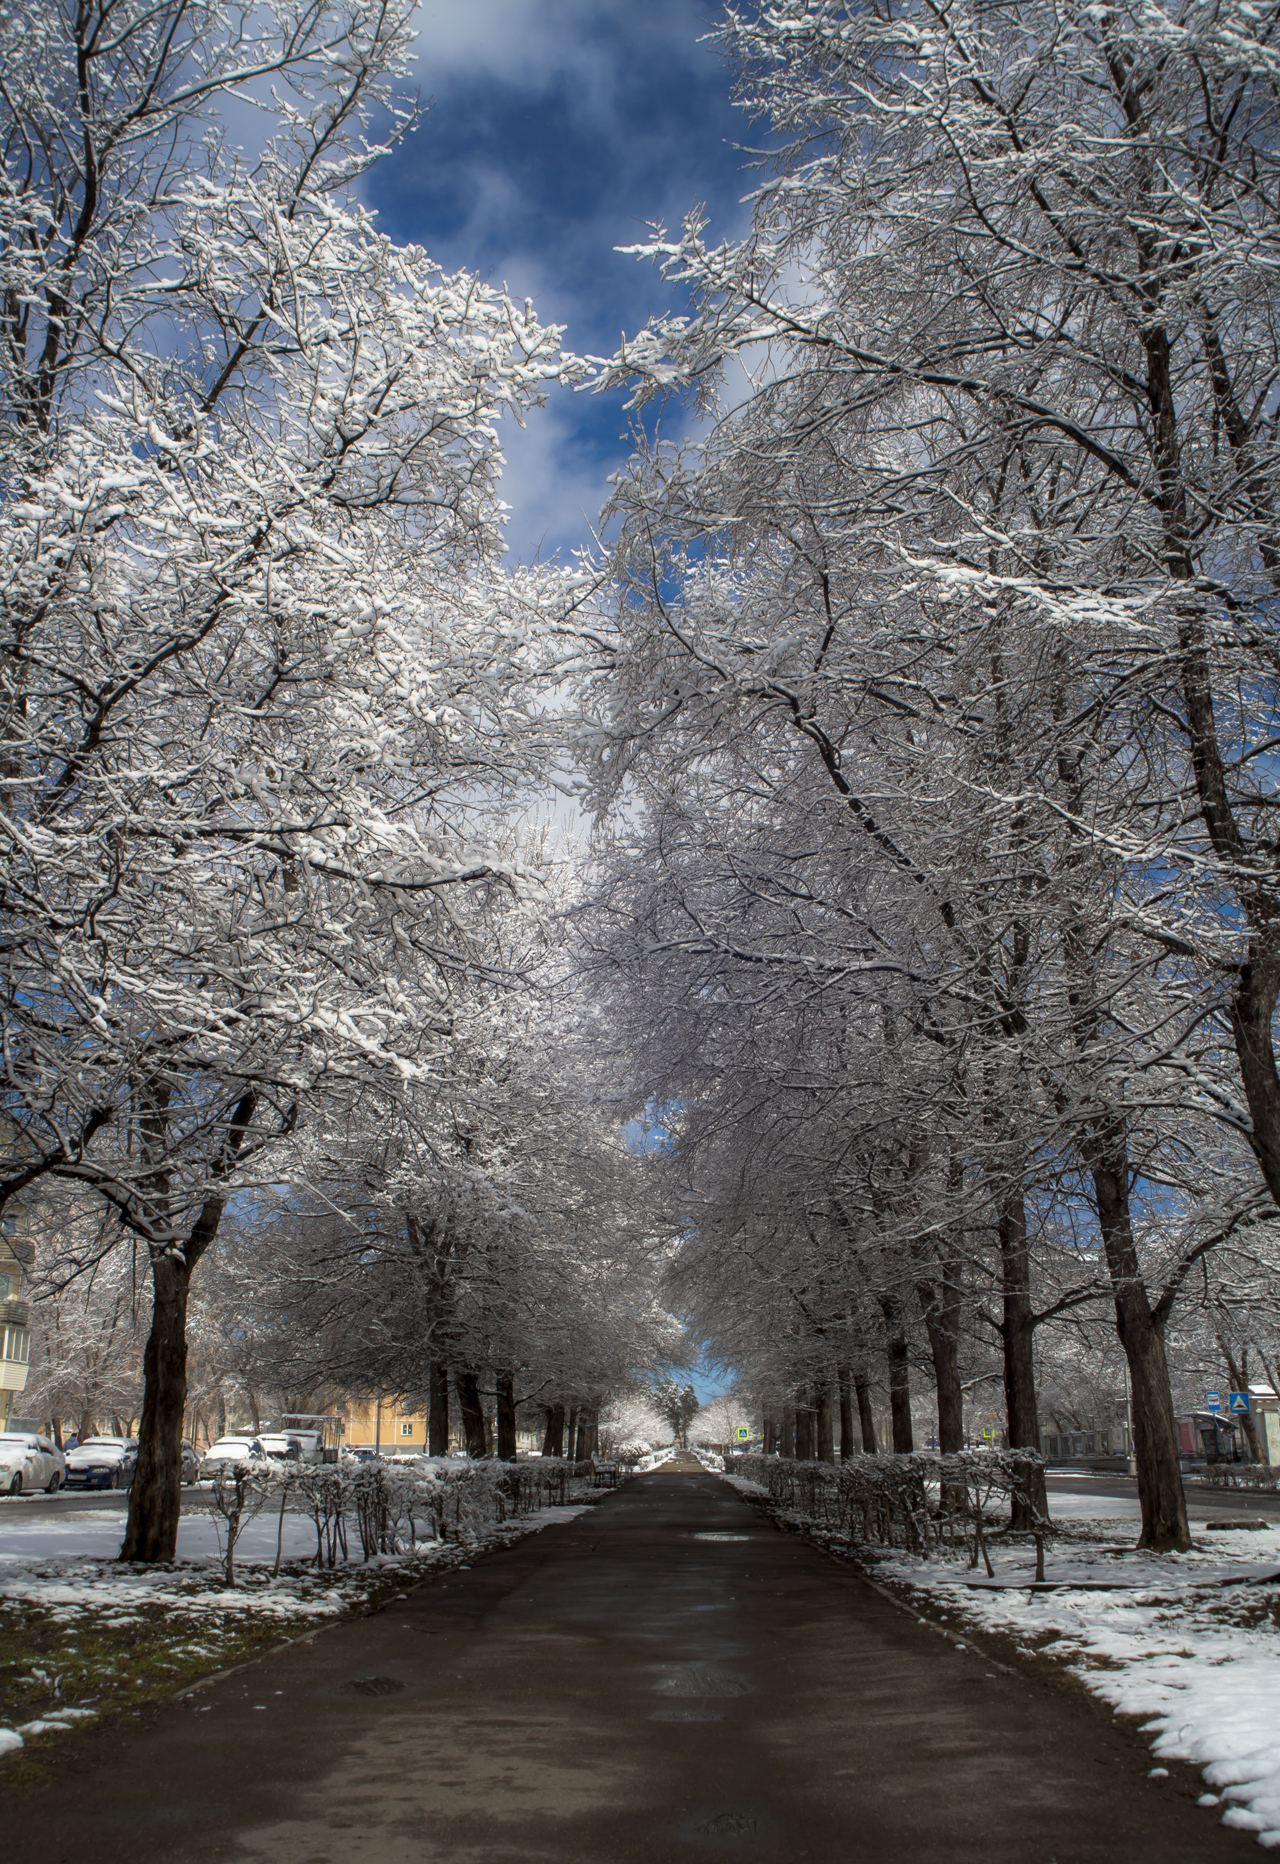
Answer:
367, 1, 756, 566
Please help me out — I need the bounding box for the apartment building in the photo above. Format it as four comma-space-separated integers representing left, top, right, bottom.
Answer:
0, 1221, 33, 1430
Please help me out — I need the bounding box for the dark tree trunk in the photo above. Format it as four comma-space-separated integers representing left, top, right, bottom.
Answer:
541, 1402, 565, 1458
495, 1370, 517, 1461
763, 1413, 778, 1456
428, 1358, 450, 1455
779, 1405, 795, 1458
837, 1366, 855, 1459
880, 1297, 914, 1453
1217, 1337, 1262, 1462
794, 1401, 814, 1460
456, 1369, 488, 1458
120, 1090, 255, 1563
916, 1273, 965, 1454
915, 1162, 967, 1455
815, 1380, 835, 1462
120, 1253, 190, 1562
566, 1405, 580, 1461
854, 1373, 878, 1453
996, 1185, 1046, 1528
1084, 1128, 1190, 1549
578, 1409, 598, 1460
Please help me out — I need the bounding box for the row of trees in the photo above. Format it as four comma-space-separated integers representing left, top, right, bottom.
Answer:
0, 0, 666, 1558
579, 0, 1280, 1549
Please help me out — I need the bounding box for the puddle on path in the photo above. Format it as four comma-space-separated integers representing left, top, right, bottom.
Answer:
648, 1664, 754, 1698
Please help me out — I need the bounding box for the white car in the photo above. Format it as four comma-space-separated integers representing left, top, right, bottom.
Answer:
197, 1436, 264, 1480
0, 1432, 67, 1495
262, 1428, 325, 1464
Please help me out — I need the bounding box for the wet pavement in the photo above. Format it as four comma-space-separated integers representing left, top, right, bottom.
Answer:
9, 1467, 1251, 1863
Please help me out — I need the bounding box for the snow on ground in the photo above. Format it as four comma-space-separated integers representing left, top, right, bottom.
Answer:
877, 1521, 1280, 1846
0, 1504, 321, 1566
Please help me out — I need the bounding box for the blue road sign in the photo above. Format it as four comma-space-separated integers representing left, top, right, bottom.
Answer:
1228, 1391, 1251, 1415
735, 1426, 750, 1443
1206, 1390, 1221, 1411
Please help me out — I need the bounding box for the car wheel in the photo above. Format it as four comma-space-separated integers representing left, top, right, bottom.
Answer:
45, 1471, 61, 1494
7, 1473, 20, 1495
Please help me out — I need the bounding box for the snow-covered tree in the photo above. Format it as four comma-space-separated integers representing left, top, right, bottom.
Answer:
0, 0, 584, 1559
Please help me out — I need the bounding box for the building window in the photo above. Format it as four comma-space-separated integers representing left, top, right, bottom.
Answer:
400, 1422, 414, 1437
2, 1326, 29, 1363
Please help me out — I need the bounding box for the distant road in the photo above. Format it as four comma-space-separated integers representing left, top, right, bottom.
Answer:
0, 1485, 211, 1521
1048, 1471, 1280, 1521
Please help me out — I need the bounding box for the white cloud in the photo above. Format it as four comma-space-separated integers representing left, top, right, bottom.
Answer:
411, 0, 712, 109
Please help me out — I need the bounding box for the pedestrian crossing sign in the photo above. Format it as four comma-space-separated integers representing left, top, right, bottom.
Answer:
1228, 1391, 1251, 1414
735, 1426, 751, 1443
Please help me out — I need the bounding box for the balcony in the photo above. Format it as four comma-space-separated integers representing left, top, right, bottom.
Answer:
1, 1300, 29, 1327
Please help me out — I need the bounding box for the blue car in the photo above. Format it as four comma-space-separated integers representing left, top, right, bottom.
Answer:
62, 1436, 138, 1490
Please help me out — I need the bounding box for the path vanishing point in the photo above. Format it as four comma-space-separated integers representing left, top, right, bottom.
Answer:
10, 1465, 1252, 1864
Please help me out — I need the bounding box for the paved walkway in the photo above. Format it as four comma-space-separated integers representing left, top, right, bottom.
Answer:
11, 1470, 1250, 1863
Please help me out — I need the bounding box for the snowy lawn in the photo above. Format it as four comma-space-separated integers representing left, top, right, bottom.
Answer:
0, 1499, 592, 1771
870, 1518, 1280, 1847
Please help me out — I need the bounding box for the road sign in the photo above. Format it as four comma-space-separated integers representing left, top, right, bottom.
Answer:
1206, 1391, 1221, 1412
1228, 1391, 1251, 1414
735, 1425, 751, 1443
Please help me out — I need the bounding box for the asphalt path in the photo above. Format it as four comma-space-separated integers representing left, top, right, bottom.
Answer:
1047, 1471, 1280, 1521
9, 1465, 1252, 1864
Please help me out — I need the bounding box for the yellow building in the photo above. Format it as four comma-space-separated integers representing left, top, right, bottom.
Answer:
342, 1397, 428, 1455
0, 1222, 33, 1430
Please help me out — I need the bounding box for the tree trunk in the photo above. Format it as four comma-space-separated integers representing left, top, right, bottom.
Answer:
456, 1369, 488, 1458
1217, 1337, 1262, 1462
1085, 1128, 1190, 1550
428, 1358, 450, 1455
496, 1370, 517, 1462
854, 1373, 878, 1453
578, 1408, 598, 1460
815, 1379, 835, 1462
838, 1367, 855, 1459
794, 1400, 814, 1460
541, 1402, 565, 1458
996, 1185, 1045, 1528
880, 1297, 914, 1453
566, 1405, 580, 1461
763, 1413, 778, 1456
120, 1253, 190, 1562
916, 1273, 965, 1454
779, 1405, 795, 1458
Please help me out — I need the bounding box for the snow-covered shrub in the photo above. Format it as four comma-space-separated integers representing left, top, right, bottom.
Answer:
730, 1451, 1050, 1571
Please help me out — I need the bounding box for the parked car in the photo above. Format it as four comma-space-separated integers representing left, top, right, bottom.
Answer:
264, 1426, 326, 1464
254, 1433, 304, 1462
62, 1436, 136, 1491
197, 1436, 264, 1481
0, 1432, 66, 1495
